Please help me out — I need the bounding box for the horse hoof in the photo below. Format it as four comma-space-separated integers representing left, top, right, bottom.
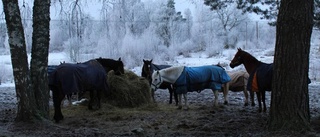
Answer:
177, 106, 182, 110
244, 103, 249, 106
224, 101, 229, 105
251, 103, 255, 107
54, 116, 64, 123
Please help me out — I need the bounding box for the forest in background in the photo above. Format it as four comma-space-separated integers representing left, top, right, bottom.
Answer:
0, 0, 319, 82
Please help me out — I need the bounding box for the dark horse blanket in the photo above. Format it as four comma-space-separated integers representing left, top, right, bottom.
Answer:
49, 60, 108, 95
247, 63, 273, 92
174, 65, 231, 94
247, 63, 311, 92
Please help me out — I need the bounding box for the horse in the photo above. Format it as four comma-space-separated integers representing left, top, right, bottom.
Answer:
224, 71, 254, 106
230, 48, 272, 112
48, 64, 83, 106
215, 63, 253, 106
141, 59, 178, 105
49, 58, 124, 122
151, 65, 231, 110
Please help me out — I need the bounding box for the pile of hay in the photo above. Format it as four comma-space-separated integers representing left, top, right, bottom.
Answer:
105, 70, 152, 108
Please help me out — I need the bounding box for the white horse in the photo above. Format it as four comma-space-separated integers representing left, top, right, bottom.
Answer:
151, 65, 231, 110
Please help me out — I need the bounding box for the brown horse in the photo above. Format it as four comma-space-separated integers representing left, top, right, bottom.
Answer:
230, 48, 272, 112
141, 59, 178, 105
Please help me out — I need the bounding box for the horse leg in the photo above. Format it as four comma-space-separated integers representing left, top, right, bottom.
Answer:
151, 88, 156, 103
89, 90, 101, 110
88, 90, 94, 110
262, 91, 266, 112
97, 90, 101, 109
168, 87, 173, 104
52, 87, 65, 123
168, 86, 178, 106
243, 86, 249, 106
223, 83, 229, 105
257, 91, 262, 113
213, 90, 219, 107
250, 90, 255, 106
183, 93, 188, 110
178, 94, 182, 109
173, 91, 178, 106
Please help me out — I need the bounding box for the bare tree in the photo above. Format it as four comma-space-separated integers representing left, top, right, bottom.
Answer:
2, 0, 51, 121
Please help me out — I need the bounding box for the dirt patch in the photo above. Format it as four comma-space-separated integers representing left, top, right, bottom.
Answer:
0, 85, 320, 136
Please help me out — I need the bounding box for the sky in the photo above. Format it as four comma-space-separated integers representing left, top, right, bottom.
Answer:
50, 0, 196, 20
0, 0, 196, 20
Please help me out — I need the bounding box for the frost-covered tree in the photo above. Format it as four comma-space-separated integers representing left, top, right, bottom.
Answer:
151, 0, 176, 47
212, 3, 247, 48
184, 9, 193, 40
0, 23, 6, 49
127, 2, 150, 36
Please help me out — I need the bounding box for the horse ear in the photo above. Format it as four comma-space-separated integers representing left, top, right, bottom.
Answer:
151, 59, 153, 62
118, 58, 121, 61
238, 48, 242, 51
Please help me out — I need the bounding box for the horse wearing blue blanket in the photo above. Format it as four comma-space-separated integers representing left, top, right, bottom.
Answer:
151, 65, 231, 110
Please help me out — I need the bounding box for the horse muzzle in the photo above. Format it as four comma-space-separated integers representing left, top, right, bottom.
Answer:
230, 62, 240, 68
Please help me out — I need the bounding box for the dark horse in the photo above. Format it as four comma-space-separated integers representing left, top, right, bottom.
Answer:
49, 58, 124, 122
48, 63, 81, 105
230, 48, 272, 112
142, 59, 178, 105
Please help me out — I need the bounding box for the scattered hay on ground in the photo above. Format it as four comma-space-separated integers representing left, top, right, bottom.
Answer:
105, 70, 152, 108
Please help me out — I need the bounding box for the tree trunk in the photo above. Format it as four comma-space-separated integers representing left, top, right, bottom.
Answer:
269, 0, 313, 131
30, 0, 51, 119
2, 0, 37, 121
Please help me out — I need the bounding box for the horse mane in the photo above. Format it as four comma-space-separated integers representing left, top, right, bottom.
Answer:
95, 57, 124, 75
240, 50, 260, 64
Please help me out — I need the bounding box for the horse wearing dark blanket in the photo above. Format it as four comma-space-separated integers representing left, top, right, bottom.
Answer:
49, 58, 124, 122
48, 64, 82, 106
230, 48, 274, 112
151, 65, 231, 110
142, 59, 178, 105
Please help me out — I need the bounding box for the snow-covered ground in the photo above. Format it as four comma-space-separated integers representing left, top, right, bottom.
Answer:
1, 46, 320, 87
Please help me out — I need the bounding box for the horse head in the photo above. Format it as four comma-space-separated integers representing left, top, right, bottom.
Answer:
142, 59, 153, 83
151, 70, 163, 91
96, 57, 125, 75
230, 48, 245, 68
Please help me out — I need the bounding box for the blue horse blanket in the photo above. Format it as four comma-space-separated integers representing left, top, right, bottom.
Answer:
174, 65, 231, 94
247, 63, 273, 92
49, 60, 109, 95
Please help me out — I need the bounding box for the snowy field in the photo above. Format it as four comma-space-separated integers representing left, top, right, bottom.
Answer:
1, 46, 320, 108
